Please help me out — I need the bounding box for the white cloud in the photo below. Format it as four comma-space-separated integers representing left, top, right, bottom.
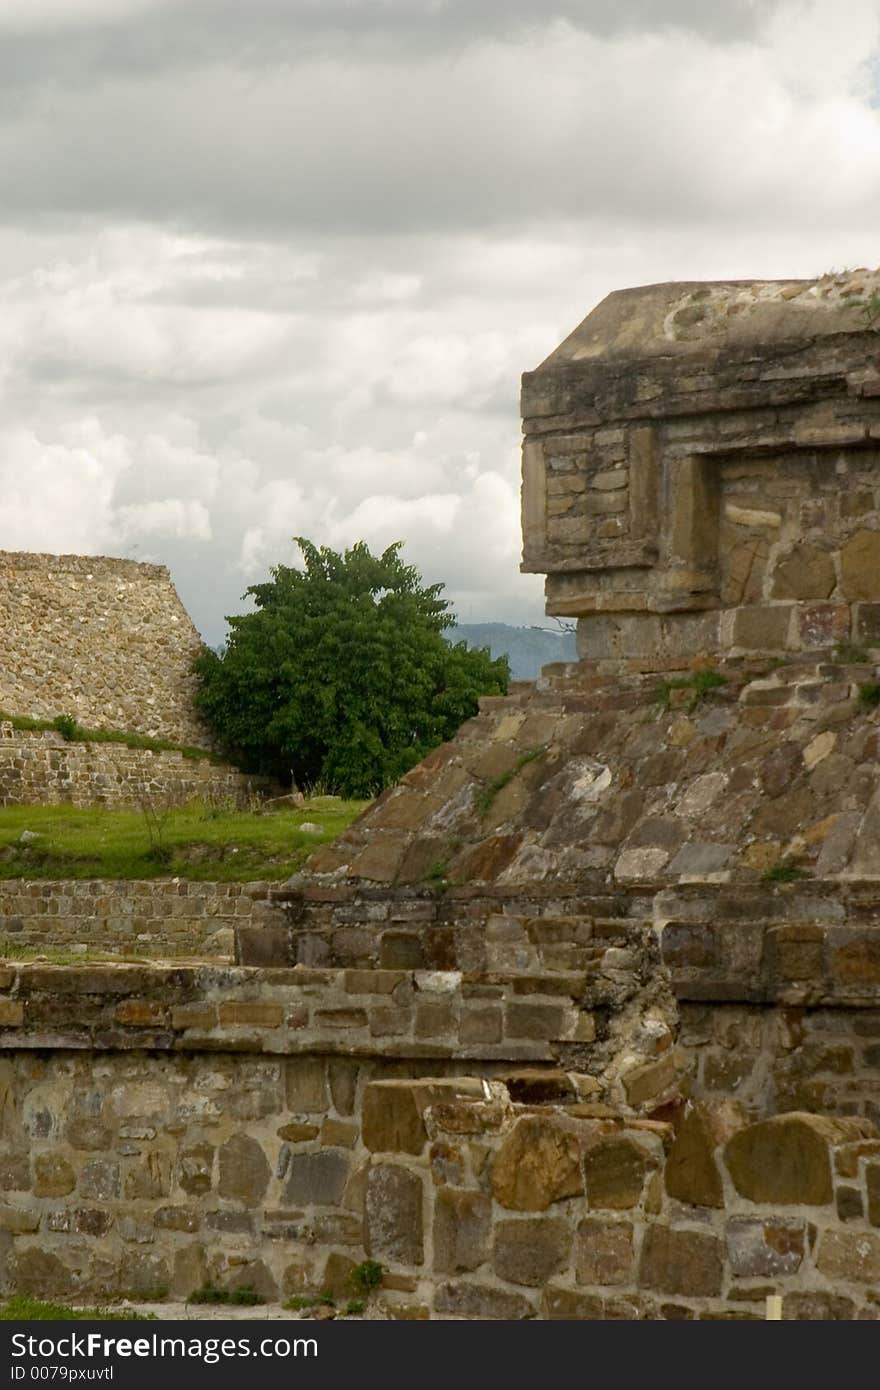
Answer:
116, 498, 212, 541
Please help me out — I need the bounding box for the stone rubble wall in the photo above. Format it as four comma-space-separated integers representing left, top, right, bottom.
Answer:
0, 1027, 879, 1318
287, 655, 880, 892
0, 552, 207, 745
0, 884, 279, 961
0, 728, 269, 811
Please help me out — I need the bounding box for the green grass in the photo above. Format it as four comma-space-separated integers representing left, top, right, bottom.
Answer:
284, 1293, 335, 1311
0, 1296, 154, 1320
350, 1261, 384, 1295
0, 798, 367, 882
474, 746, 547, 818
1, 711, 219, 763
832, 642, 871, 665
654, 669, 727, 713
188, 1285, 265, 1306
859, 682, 880, 708
762, 861, 809, 883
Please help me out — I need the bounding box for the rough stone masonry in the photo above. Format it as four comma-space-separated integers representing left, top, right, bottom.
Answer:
5, 271, 880, 1317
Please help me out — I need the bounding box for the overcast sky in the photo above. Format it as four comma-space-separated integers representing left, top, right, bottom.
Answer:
2, 0, 880, 644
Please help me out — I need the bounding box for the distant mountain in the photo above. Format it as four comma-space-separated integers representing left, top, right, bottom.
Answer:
448, 622, 577, 682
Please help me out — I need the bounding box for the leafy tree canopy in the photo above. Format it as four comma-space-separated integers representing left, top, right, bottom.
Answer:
194, 538, 509, 797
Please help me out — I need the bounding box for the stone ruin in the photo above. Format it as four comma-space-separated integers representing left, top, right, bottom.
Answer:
3, 273, 880, 1317
0, 551, 266, 809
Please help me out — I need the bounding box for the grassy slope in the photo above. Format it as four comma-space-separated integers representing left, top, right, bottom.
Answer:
0, 1296, 154, 1320
0, 798, 367, 882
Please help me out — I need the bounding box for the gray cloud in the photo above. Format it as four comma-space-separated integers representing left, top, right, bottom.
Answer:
0, 1, 787, 95
0, 0, 879, 649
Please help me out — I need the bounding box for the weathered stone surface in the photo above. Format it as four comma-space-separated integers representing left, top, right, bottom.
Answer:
815, 1228, 880, 1284
322, 1251, 358, 1300
583, 1136, 648, 1210
639, 1226, 723, 1297
435, 1281, 534, 1320
433, 1189, 491, 1274
783, 1292, 855, 1321
33, 1154, 75, 1198
665, 1101, 744, 1209
364, 1165, 424, 1266
79, 1159, 120, 1201
9, 1248, 74, 1297
285, 1151, 350, 1208
217, 1134, 271, 1207
177, 1143, 214, 1196
491, 1116, 583, 1212
542, 1285, 607, 1320
621, 1052, 683, 1108
362, 1083, 426, 1155
285, 1058, 328, 1114
867, 1163, 880, 1226
840, 529, 880, 601
771, 545, 835, 600
575, 1218, 634, 1286
725, 1218, 804, 1277
724, 1114, 841, 1205
492, 1218, 571, 1287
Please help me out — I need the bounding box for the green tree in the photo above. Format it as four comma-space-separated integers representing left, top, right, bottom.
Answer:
194, 538, 509, 797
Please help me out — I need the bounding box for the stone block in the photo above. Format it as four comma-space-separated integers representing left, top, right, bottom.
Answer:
725, 1217, 804, 1276
322, 1252, 357, 1300
434, 1281, 534, 1320
285, 1058, 328, 1114
328, 1059, 359, 1116
665, 1100, 745, 1209
459, 1007, 502, 1044
542, 1285, 606, 1319
504, 1002, 565, 1040
433, 1188, 491, 1274
364, 1164, 424, 1266
380, 933, 427, 969
218, 1134, 271, 1207
362, 1082, 426, 1155
854, 603, 880, 645
815, 1228, 880, 1284
574, 1217, 634, 1286
783, 1292, 855, 1320
771, 544, 835, 600
639, 1225, 723, 1297
284, 1150, 350, 1207
218, 1002, 283, 1028
583, 1135, 649, 1210
798, 603, 850, 648
840, 529, 880, 601
34, 1154, 75, 1198
867, 1163, 880, 1226
177, 1142, 214, 1196
79, 1158, 120, 1200
731, 606, 792, 651
491, 1116, 583, 1212
493, 1218, 571, 1287
724, 1114, 848, 1205
621, 1051, 683, 1108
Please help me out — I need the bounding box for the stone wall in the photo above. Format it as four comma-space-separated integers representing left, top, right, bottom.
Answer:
0, 963, 878, 1318
0, 883, 279, 960
0, 552, 207, 744
0, 727, 269, 811
520, 273, 880, 663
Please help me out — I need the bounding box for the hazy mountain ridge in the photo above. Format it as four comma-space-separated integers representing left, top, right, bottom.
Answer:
448, 622, 577, 681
